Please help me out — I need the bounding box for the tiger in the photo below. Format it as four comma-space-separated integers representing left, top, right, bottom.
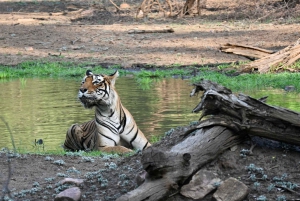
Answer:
63, 70, 151, 153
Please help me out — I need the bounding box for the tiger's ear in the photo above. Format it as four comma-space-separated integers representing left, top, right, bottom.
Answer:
108, 70, 119, 86
86, 70, 93, 76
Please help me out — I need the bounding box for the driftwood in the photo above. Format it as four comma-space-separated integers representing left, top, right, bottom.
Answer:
117, 126, 244, 201
221, 38, 300, 73
191, 80, 300, 145
220, 43, 274, 60
128, 28, 174, 34
117, 79, 300, 200
240, 38, 300, 73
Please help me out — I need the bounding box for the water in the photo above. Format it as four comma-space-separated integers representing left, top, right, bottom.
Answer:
1, 77, 300, 152
0, 77, 200, 152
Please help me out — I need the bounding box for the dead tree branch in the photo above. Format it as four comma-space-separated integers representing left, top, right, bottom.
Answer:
239, 38, 300, 73
117, 79, 300, 200
128, 28, 174, 34
1, 151, 14, 200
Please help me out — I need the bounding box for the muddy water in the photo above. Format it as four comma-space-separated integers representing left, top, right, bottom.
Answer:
0, 77, 201, 152
1, 77, 300, 152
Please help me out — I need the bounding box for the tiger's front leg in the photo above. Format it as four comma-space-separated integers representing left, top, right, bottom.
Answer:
96, 132, 133, 153
99, 146, 133, 153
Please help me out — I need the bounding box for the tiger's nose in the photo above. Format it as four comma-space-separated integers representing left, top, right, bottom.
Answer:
80, 88, 87, 93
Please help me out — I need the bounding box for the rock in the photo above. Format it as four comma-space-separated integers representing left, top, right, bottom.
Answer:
213, 177, 249, 201
24, 47, 34, 51
80, 9, 95, 18
135, 170, 147, 186
218, 152, 238, 170
120, 3, 130, 9
180, 169, 221, 199
54, 187, 81, 201
284, 85, 295, 92
59, 178, 85, 186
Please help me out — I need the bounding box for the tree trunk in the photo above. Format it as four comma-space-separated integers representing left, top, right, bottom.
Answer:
117, 79, 300, 201
180, 0, 196, 16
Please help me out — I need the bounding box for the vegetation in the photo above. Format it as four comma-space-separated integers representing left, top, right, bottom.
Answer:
1, 61, 300, 93
191, 70, 300, 92
0, 61, 118, 79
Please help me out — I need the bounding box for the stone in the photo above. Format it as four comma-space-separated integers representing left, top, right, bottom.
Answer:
59, 178, 85, 186
24, 47, 34, 51
180, 169, 221, 199
135, 170, 147, 186
54, 187, 81, 201
120, 3, 130, 9
213, 177, 249, 201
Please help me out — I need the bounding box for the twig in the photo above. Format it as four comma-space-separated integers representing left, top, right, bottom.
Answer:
0, 116, 16, 153
168, 190, 179, 197
268, 165, 279, 171
108, 0, 121, 11
275, 185, 300, 197
255, 6, 285, 22
90, 34, 100, 41
128, 28, 174, 34
1, 152, 13, 200
249, 142, 256, 155
48, 52, 62, 57
71, 37, 80, 45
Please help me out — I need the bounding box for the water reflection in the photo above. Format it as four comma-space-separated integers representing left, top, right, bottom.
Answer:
243, 88, 300, 112
0, 77, 200, 152
1, 78, 300, 152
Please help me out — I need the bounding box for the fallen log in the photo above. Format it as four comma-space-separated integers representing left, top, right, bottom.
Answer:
192, 80, 300, 145
117, 79, 300, 201
117, 126, 244, 201
128, 28, 174, 34
220, 43, 274, 60
239, 38, 300, 73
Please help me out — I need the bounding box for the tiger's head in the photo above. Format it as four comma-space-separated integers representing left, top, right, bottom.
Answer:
78, 70, 119, 108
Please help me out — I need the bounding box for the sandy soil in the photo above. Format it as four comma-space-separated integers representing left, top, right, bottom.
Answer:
1, 0, 300, 200
0, 0, 299, 67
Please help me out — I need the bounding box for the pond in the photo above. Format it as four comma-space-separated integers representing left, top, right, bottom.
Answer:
0, 77, 201, 152
1, 77, 300, 152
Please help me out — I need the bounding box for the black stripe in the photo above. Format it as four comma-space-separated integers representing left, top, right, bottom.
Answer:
117, 107, 125, 130
97, 109, 105, 117
142, 142, 149, 150
109, 109, 115, 117
103, 82, 109, 96
100, 133, 117, 146
71, 124, 76, 134
119, 108, 122, 123
86, 139, 92, 147
95, 116, 118, 133
122, 125, 134, 135
98, 88, 109, 96
118, 115, 126, 132
130, 129, 138, 146
65, 124, 81, 151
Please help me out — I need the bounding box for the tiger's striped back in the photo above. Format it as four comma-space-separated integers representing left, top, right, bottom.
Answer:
63, 120, 99, 151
